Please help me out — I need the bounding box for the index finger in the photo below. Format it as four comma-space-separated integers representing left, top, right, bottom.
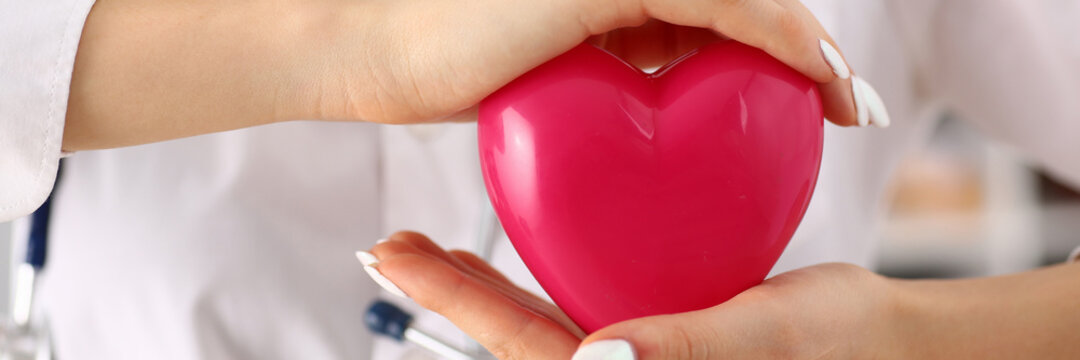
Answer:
375, 251, 582, 359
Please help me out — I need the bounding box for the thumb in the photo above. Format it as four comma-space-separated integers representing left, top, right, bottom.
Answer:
570, 310, 737, 360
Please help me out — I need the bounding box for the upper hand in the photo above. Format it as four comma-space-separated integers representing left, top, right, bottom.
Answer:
310, 0, 880, 127
362, 231, 901, 359
63, 0, 880, 151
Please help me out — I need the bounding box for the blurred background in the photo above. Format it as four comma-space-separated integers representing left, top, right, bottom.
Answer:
2, 114, 1079, 316
877, 114, 1080, 279
0, 221, 8, 313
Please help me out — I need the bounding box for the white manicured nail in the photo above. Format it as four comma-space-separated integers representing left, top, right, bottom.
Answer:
356, 251, 408, 298
572, 340, 636, 360
375, 238, 389, 244
819, 39, 851, 79
356, 250, 378, 266
855, 77, 891, 128
852, 76, 869, 127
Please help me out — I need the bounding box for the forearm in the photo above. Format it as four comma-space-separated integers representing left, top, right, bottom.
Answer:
63, 0, 373, 151
890, 262, 1080, 359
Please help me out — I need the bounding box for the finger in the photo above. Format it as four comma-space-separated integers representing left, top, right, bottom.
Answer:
626, 0, 835, 83
775, 0, 890, 127
571, 285, 811, 360
376, 252, 580, 360
381, 232, 534, 298
450, 250, 588, 338
771, 0, 859, 127
372, 234, 574, 333
575, 0, 821, 76
383, 231, 472, 271
582, 0, 890, 127
816, 57, 889, 128
445, 250, 555, 316
572, 312, 724, 360
821, 72, 859, 127
448, 249, 515, 285
570, 303, 776, 360
371, 239, 516, 298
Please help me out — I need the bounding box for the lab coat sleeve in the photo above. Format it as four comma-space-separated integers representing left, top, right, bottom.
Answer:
920, 0, 1080, 188
0, 0, 96, 221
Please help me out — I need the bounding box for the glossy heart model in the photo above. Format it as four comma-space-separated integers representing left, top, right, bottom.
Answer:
478, 41, 823, 333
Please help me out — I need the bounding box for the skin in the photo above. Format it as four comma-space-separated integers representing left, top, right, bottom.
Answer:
369, 231, 1080, 359
57, 0, 1076, 357
63, 0, 860, 151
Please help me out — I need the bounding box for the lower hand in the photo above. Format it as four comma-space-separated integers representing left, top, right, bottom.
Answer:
361, 231, 900, 359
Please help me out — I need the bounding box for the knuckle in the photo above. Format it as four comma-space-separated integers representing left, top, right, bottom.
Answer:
772, 10, 808, 41
666, 324, 704, 359
616, 320, 713, 359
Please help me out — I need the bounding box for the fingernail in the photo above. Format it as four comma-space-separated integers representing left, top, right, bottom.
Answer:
819, 39, 850, 79
356, 250, 378, 266
855, 77, 891, 128
572, 340, 636, 360
852, 76, 870, 127
356, 251, 408, 298
375, 238, 389, 244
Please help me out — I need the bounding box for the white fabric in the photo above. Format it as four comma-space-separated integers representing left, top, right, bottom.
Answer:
2, 0, 1079, 359
0, 0, 93, 220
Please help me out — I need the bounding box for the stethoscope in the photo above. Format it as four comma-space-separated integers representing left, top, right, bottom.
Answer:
0, 164, 58, 360
0, 159, 500, 360
361, 199, 501, 360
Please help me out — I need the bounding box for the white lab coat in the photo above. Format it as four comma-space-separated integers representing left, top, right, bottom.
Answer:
3, 0, 1080, 359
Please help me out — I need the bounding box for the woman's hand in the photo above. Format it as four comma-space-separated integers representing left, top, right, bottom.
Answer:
362, 231, 1080, 359
317, 0, 879, 126
361, 231, 586, 359
66, 0, 882, 150
360, 232, 900, 359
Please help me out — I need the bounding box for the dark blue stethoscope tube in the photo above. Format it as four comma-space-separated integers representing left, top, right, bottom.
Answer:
25, 160, 61, 271
26, 194, 52, 271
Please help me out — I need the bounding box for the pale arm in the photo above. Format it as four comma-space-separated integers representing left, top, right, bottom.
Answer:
61, 0, 868, 151
63, 0, 388, 150
364, 231, 1080, 359
892, 262, 1080, 359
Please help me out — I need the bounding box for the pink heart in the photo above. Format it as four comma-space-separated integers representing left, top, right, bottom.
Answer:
479, 41, 823, 333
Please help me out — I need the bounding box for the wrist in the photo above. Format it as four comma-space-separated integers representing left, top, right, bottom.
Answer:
877, 277, 928, 359
270, 0, 388, 123
879, 277, 976, 360
838, 271, 926, 360
883, 265, 1080, 359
